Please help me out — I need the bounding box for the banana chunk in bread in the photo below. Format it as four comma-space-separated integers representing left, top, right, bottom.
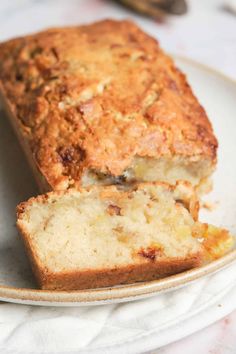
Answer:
16, 182, 233, 290
0, 20, 217, 192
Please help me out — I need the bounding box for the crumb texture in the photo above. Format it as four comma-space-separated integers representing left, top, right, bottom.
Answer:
17, 182, 234, 290
0, 20, 217, 190
17, 184, 200, 271
17, 183, 204, 289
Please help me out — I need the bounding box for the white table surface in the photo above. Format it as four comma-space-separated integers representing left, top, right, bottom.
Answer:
0, 0, 236, 353
154, 310, 236, 354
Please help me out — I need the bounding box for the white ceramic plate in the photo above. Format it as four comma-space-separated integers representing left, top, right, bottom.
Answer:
0, 56, 235, 306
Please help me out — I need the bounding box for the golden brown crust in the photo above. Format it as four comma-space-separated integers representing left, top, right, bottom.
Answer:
0, 19, 217, 190
17, 218, 202, 290
40, 256, 202, 290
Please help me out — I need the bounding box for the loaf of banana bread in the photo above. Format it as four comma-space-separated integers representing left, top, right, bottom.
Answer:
0, 20, 217, 192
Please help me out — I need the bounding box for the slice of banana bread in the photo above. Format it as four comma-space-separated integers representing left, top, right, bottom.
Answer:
0, 20, 217, 192
16, 182, 233, 290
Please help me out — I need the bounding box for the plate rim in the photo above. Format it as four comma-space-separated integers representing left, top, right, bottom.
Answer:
1, 55, 236, 305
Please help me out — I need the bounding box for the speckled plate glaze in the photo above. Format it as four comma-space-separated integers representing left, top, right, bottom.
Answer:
0, 57, 235, 306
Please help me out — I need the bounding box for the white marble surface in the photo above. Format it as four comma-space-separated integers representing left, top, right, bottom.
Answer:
0, 0, 236, 353
154, 310, 236, 354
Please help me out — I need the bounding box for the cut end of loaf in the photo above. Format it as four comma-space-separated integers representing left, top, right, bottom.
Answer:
81, 156, 214, 194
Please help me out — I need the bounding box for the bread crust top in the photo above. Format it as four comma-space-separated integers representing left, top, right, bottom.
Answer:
0, 20, 217, 189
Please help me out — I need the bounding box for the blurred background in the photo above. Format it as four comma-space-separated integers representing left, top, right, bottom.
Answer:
0, 0, 236, 79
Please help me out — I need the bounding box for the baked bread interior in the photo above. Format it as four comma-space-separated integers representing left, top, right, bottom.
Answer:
16, 182, 233, 290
